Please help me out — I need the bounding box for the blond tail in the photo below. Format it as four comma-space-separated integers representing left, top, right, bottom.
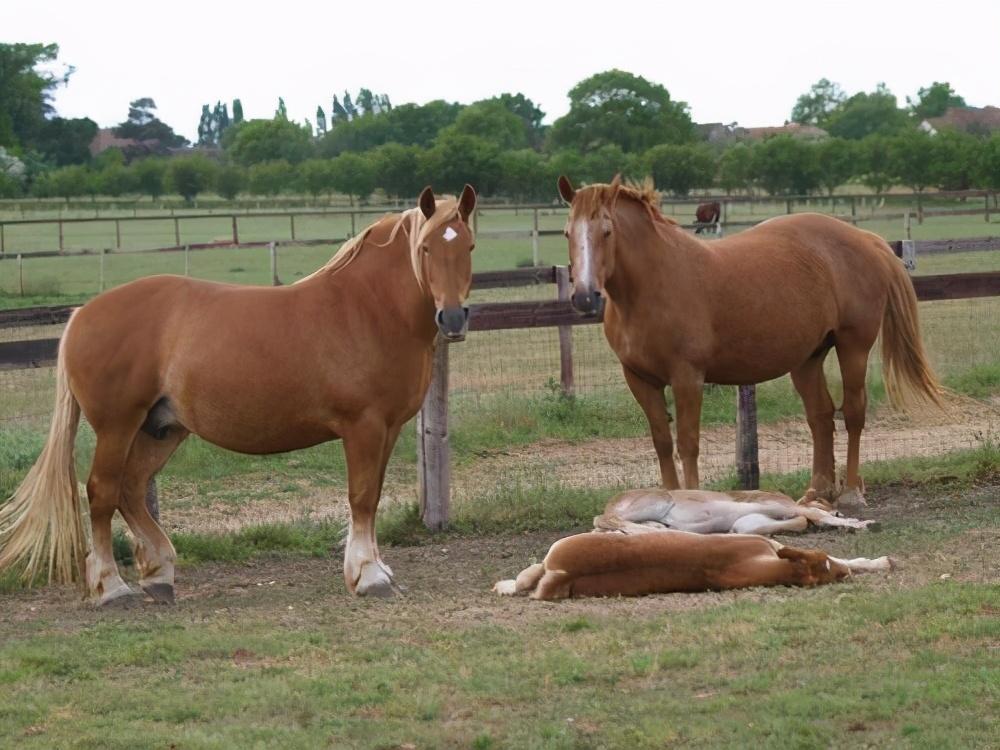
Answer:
0, 315, 87, 585
880, 261, 944, 411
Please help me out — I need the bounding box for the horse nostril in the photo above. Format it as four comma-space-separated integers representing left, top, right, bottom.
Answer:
436, 309, 445, 327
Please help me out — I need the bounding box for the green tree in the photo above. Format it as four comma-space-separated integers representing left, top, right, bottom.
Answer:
420, 133, 501, 195
977, 134, 1000, 193
33, 117, 96, 166
227, 118, 314, 165
581, 144, 635, 183
548, 69, 693, 154
0, 42, 64, 149
315, 106, 328, 136
858, 135, 895, 194
887, 130, 936, 193
814, 138, 858, 195
547, 150, 586, 187
132, 158, 167, 200
232, 99, 244, 124
114, 98, 187, 147
644, 143, 716, 196
197, 104, 213, 145
443, 100, 529, 150
752, 136, 820, 195
932, 130, 978, 190
496, 93, 546, 147
168, 155, 217, 203
215, 164, 245, 201
31, 164, 89, 198
371, 142, 424, 199
95, 163, 138, 197
717, 143, 754, 194
0, 171, 20, 198
824, 84, 909, 140
907, 82, 966, 120
790, 78, 846, 126
298, 158, 335, 197
328, 152, 376, 205
248, 160, 294, 196
498, 149, 549, 202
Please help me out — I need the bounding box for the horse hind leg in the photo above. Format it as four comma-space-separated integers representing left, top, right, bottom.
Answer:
835, 340, 873, 511
731, 513, 809, 536
85, 423, 145, 606
117, 428, 189, 604
790, 353, 836, 499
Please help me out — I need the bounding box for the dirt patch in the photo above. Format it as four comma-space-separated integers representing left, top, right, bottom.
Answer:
4, 484, 996, 634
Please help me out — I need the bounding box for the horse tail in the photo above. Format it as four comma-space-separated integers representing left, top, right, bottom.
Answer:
880, 259, 944, 411
0, 311, 88, 585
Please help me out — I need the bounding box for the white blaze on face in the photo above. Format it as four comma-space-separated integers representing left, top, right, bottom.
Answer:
443, 226, 458, 242
572, 219, 594, 289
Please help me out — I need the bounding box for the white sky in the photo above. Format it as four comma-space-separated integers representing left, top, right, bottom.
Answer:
7, 0, 1000, 141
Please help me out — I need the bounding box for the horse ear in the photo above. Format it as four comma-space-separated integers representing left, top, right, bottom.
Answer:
557, 175, 575, 204
609, 173, 622, 191
418, 186, 436, 219
458, 184, 477, 223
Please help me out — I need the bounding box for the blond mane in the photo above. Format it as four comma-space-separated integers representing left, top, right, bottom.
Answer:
296, 197, 464, 289
571, 178, 679, 232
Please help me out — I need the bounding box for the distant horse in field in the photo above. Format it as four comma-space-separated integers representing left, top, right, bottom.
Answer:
557, 176, 942, 507
0, 185, 477, 604
593, 487, 877, 536
494, 530, 893, 600
694, 201, 721, 234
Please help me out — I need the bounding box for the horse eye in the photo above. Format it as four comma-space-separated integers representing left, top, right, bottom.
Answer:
563, 230, 569, 238
469, 244, 476, 252
422, 245, 430, 254
603, 228, 611, 238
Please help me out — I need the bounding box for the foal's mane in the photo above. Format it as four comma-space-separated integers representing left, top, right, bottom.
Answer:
572, 178, 680, 238
297, 198, 463, 290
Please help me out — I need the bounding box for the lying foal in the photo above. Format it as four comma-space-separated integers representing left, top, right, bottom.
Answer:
593, 488, 876, 537
494, 530, 892, 601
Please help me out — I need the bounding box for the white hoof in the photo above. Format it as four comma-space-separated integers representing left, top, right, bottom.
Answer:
355, 561, 399, 598
97, 581, 142, 608
493, 579, 517, 596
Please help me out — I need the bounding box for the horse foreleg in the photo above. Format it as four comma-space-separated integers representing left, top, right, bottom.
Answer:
790, 355, 836, 498
837, 344, 871, 510
672, 374, 704, 489
342, 417, 399, 597
623, 368, 680, 489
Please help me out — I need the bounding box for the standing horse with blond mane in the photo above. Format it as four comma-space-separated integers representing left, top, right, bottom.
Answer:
557, 175, 941, 507
0, 185, 476, 604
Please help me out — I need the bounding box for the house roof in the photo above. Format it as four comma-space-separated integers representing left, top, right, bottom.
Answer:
742, 123, 828, 140
923, 106, 1000, 134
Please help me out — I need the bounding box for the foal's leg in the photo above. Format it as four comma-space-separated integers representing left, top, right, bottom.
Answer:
623, 367, 680, 489
85, 426, 143, 605
836, 341, 872, 509
342, 416, 400, 596
731, 514, 809, 536
790, 354, 836, 497
118, 429, 188, 604
672, 373, 705, 489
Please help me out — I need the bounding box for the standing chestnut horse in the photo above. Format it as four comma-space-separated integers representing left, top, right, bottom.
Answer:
557, 176, 941, 505
0, 185, 476, 603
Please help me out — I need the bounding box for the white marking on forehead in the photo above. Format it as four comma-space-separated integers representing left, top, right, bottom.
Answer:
443, 226, 458, 242
573, 219, 593, 289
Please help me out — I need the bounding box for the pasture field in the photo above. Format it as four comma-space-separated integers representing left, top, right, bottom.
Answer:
0, 468, 997, 749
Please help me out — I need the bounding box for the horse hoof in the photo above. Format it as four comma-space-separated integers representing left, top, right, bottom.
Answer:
97, 587, 143, 609
142, 582, 176, 605
354, 563, 399, 598
836, 488, 867, 514
866, 521, 882, 533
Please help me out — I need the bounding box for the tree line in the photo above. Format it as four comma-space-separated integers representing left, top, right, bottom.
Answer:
2, 42, 999, 204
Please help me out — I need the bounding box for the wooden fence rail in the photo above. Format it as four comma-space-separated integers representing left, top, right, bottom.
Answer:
3, 239, 1000, 529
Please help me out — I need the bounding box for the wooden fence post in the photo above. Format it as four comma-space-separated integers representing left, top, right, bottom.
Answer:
417, 340, 451, 530
269, 241, 280, 285
290, 214, 296, 240
17, 253, 23, 296
1, 223, 5, 256
115, 218, 121, 249
532, 208, 540, 266
350, 211, 356, 237
736, 385, 759, 490
850, 196, 857, 225
98, 248, 105, 292
173, 217, 180, 246
986, 192, 992, 223
184, 244, 190, 276
58, 220, 64, 253
785, 199, 792, 215
556, 265, 575, 396
900, 239, 916, 272
231, 215, 239, 245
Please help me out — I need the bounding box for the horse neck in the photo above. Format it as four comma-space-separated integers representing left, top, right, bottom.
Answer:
606, 203, 710, 308
302, 225, 438, 342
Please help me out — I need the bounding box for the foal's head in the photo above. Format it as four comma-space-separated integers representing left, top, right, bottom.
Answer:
414, 184, 477, 341
557, 174, 623, 317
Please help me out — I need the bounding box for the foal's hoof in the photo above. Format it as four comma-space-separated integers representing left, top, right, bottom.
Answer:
142, 582, 176, 605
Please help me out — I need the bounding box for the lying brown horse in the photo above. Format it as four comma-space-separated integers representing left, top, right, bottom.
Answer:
593, 487, 876, 536
494, 530, 893, 600
557, 176, 942, 506
694, 200, 721, 234
0, 186, 476, 603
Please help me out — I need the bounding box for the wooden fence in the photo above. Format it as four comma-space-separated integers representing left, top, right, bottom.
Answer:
2, 238, 1000, 529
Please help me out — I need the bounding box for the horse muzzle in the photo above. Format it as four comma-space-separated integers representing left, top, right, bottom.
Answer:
570, 288, 604, 318
436, 306, 470, 341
